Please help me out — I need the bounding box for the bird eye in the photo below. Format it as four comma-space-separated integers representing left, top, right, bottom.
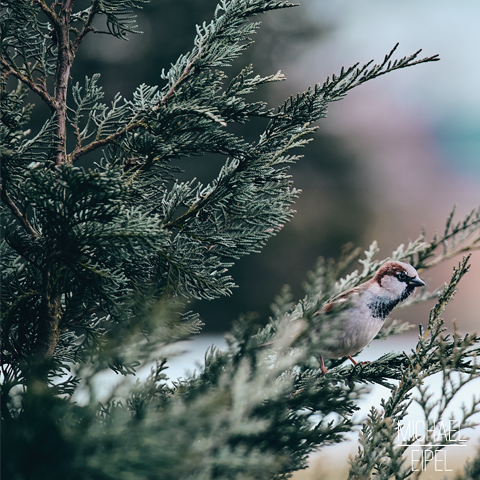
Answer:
397, 272, 407, 280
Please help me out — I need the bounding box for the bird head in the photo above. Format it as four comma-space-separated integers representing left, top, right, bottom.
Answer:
373, 261, 425, 300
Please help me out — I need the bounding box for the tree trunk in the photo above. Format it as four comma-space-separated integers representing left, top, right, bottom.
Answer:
53, 0, 75, 165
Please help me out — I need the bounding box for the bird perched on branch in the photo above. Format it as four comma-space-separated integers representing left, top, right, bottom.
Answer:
317, 261, 425, 374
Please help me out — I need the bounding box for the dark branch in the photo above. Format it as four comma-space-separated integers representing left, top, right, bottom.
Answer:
32, 0, 59, 27
0, 184, 39, 238
0, 58, 56, 113
68, 121, 144, 163
72, 1, 99, 54
155, 47, 203, 110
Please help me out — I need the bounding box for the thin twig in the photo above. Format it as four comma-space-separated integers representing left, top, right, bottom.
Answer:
155, 47, 203, 110
72, 1, 98, 54
68, 120, 145, 163
0, 184, 39, 238
425, 242, 480, 270
0, 58, 56, 112
32, 0, 59, 26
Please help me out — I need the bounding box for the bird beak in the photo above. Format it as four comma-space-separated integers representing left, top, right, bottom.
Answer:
409, 277, 426, 287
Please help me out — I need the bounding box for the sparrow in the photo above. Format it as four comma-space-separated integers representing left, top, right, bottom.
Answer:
316, 261, 425, 374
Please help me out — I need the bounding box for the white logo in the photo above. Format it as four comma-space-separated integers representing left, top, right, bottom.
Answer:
396, 420, 467, 472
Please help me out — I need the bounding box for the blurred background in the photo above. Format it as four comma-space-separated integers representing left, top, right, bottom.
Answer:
62, 0, 480, 334
59, 1, 479, 477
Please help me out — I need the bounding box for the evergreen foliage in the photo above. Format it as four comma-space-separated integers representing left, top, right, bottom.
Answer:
1, 1, 480, 479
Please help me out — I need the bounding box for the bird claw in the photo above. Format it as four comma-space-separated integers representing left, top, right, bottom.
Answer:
353, 360, 370, 371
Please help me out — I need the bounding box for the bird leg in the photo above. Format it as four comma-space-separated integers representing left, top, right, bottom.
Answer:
319, 355, 328, 375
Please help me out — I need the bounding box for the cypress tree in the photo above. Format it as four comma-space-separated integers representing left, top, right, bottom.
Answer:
1, 1, 480, 478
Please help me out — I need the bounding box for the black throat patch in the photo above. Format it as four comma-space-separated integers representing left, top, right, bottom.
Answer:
367, 286, 415, 319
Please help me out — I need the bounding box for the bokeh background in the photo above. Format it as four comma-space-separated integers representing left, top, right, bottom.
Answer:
57, 1, 479, 477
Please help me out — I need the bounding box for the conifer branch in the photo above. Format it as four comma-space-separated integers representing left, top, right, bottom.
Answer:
68, 120, 145, 163
72, 1, 98, 53
162, 185, 217, 230
32, 0, 59, 27
156, 47, 203, 109
0, 57, 56, 112
0, 184, 39, 238
417, 206, 480, 270
319, 43, 440, 103
69, 46, 202, 163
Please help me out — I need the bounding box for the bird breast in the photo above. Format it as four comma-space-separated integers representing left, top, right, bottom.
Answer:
322, 296, 386, 359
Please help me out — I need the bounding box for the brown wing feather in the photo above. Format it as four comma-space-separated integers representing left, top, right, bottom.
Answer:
318, 284, 363, 315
